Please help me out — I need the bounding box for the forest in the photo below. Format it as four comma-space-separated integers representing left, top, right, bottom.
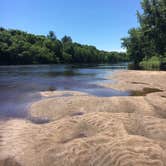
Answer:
122, 0, 166, 70
0, 28, 127, 65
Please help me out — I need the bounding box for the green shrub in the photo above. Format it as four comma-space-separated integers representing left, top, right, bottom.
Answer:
139, 56, 161, 70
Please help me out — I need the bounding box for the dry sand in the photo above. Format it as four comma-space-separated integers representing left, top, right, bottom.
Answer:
101, 70, 166, 91
0, 70, 166, 166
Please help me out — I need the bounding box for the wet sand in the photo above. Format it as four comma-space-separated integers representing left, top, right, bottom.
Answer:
0, 70, 166, 166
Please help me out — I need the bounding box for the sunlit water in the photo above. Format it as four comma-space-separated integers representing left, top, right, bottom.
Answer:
0, 63, 129, 119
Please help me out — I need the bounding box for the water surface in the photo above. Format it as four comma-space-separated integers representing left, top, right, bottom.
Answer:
0, 63, 129, 119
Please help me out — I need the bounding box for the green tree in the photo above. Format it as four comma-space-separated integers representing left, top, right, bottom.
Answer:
122, 0, 166, 67
61, 35, 72, 44
0, 27, 128, 65
47, 31, 57, 41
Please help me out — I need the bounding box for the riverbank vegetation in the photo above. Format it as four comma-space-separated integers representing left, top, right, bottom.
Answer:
0, 28, 127, 65
122, 0, 166, 70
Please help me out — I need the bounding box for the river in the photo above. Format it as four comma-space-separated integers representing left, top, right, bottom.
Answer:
0, 63, 129, 119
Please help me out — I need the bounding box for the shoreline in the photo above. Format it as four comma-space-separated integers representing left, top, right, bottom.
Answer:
101, 70, 166, 91
0, 70, 166, 166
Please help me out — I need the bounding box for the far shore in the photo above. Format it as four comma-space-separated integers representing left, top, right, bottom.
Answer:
0, 70, 166, 166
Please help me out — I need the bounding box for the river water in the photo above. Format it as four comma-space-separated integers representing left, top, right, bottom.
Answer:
0, 63, 129, 119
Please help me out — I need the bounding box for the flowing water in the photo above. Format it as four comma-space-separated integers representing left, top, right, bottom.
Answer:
0, 63, 129, 119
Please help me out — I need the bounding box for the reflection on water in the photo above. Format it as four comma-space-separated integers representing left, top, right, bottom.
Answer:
0, 63, 129, 119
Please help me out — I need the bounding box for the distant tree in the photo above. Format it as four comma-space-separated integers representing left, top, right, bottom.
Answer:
61, 35, 72, 43
0, 27, 128, 65
62, 52, 72, 63
0, 27, 5, 31
47, 31, 57, 41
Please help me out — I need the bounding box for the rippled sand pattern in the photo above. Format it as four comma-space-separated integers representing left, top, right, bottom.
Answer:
0, 71, 166, 166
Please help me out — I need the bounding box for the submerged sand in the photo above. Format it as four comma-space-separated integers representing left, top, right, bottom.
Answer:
0, 70, 166, 166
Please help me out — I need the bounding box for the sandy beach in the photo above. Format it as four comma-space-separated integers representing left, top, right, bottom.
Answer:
0, 70, 166, 166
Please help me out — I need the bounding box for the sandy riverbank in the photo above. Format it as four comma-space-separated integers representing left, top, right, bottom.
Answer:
101, 70, 166, 91
0, 70, 166, 166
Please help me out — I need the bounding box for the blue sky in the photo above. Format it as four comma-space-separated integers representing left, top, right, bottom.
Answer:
0, 0, 141, 51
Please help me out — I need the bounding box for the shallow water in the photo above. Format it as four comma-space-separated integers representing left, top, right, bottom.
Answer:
0, 63, 129, 119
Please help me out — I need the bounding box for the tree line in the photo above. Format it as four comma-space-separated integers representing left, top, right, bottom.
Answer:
122, 0, 166, 69
0, 28, 127, 65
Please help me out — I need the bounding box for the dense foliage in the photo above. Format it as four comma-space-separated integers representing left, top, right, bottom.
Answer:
0, 28, 127, 65
122, 0, 166, 69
